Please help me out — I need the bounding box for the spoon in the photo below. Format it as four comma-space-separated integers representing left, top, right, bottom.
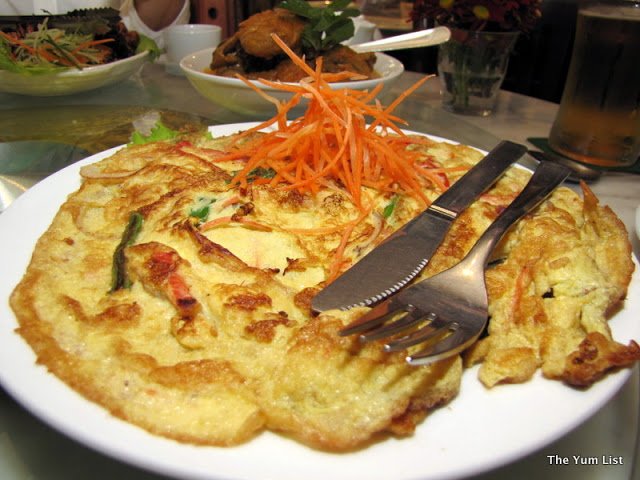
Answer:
350, 27, 451, 54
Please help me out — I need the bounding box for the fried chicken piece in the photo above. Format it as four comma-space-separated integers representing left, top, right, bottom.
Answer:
209, 34, 241, 71
208, 8, 376, 81
321, 45, 376, 77
237, 9, 306, 59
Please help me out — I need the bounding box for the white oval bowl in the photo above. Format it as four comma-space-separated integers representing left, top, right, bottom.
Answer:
0, 51, 150, 97
180, 47, 404, 116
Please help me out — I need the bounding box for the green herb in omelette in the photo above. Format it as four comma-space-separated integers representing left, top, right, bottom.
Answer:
228, 167, 277, 184
247, 167, 277, 181
189, 197, 216, 223
110, 212, 144, 292
383, 195, 400, 219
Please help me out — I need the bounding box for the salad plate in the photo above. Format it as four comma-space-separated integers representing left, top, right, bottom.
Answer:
0, 50, 150, 96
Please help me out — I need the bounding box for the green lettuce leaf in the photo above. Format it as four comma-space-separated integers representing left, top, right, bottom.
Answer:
129, 121, 180, 145
136, 34, 161, 61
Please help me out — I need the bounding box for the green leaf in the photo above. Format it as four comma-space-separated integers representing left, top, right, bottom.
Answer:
328, 0, 353, 11
279, 0, 316, 18
130, 121, 179, 145
136, 34, 161, 61
314, 11, 336, 32
322, 18, 355, 49
280, 0, 360, 53
0, 38, 62, 74
110, 212, 144, 292
301, 26, 322, 51
247, 167, 277, 181
338, 8, 361, 18
383, 195, 400, 219
189, 197, 216, 222
190, 205, 211, 221
0, 39, 19, 73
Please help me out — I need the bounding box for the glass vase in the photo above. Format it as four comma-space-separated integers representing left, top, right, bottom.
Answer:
437, 28, 519, 116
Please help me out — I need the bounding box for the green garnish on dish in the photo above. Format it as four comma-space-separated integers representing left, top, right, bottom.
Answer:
110, 211, 144, 292
129, 122, 180, 145
382, 194, 400, 219
279, 0, 360, 52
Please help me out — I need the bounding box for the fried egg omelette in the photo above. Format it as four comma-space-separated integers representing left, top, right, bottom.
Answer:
9, 126, 639, 450
8, 48, 640, 450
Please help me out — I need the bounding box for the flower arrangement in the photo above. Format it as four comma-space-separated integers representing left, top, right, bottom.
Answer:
414, 0, 542, 115
410, 0, 542, 33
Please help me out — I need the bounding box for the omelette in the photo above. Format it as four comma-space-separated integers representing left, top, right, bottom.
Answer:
9, 59, 640, 450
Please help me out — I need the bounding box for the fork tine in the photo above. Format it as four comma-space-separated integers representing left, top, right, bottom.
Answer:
338, 299, 404, 336
406, 328, 473, 365
358, 306, 423, 342
384, 314, 455, 351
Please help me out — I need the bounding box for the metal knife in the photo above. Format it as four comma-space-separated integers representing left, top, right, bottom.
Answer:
311, 140, 528, 312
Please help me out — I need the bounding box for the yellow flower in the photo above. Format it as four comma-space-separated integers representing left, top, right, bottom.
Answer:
472, 5, 490, 20
439, 0, 454, 9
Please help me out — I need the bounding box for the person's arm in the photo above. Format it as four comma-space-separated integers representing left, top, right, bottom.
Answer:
133, 0, 187, 31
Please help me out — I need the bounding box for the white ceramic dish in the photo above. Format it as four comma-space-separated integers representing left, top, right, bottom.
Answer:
0, 123, 638, 480
636, 204, 640, 239
0, 51, 149, 96
180, 47, 404, 116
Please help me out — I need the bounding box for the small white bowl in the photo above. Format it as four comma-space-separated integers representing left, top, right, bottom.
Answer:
180, 47, 404, 116
0, 51, 150, 96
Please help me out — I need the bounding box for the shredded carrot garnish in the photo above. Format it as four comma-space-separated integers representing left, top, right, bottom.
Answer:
325, 199, 374, 280
219, 195, 242, 208
207, 34, 447, 210
327, 221, 357, 282
197, 34, 470, 280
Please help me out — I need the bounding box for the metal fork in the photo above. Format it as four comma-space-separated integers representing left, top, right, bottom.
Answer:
339, 160, 571, 365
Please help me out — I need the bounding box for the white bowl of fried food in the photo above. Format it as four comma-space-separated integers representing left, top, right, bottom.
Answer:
181, 48, 403, 116
180, 6, 404, 116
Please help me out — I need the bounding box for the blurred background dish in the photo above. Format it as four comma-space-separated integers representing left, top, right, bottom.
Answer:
0, 51, 150, 96
180, 47, 404, 116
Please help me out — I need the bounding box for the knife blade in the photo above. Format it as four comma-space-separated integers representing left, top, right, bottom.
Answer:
311, 140, 528, 312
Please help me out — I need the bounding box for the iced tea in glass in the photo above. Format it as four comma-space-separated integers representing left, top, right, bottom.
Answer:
548, 0, 640, 167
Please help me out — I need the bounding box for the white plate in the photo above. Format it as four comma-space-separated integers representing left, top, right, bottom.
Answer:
0, 51, 150, 96
180, 48, 404, 116
636, 204, 640, 239
0, 123, 639, 480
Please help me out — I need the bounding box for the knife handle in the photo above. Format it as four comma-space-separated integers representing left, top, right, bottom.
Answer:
431, 141, 527, 217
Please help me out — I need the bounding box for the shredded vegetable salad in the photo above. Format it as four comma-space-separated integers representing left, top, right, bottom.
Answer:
0, 15, 158, 75
0, 19, 114, 70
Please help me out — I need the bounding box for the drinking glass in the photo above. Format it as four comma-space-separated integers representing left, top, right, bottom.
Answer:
548, 0, 640, 167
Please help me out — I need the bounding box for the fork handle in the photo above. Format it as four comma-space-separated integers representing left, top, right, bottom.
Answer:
464, 161, 571, 270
